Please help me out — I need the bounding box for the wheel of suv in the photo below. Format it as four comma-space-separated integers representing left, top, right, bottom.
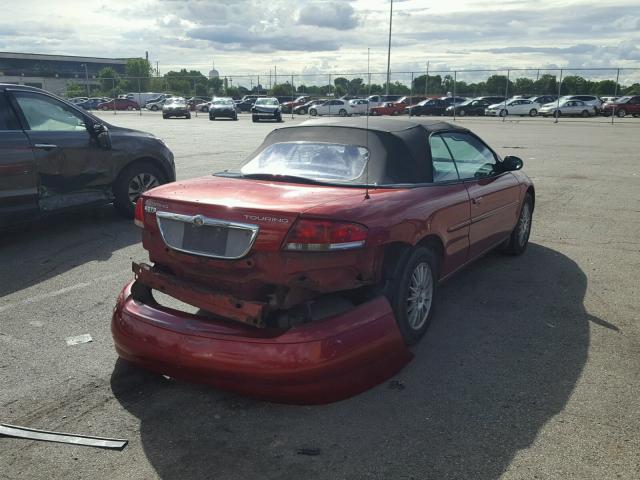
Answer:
186, 112, 191, 119
209, 115, 215, 121
581, 110, 590, 117
276, 113, 283, 122
150, 105, 158, 111
617, 108, 627, 118
386, 247, 438, 345
252, 115, 258, 122
127, 106, 133, 111
233, 113, 238, 121
339, 109, 347, 117
529, 109, 537, 117
201, 106, 209, 112
298, 108, 306, 115
499, 109, 507, 117
113, 162, 166, 218
459, 109, 466, 116
309, 109, 317, 116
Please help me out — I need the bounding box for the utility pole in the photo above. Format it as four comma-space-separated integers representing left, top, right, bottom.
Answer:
81, 64, 90, 97
385, 0, 393, 95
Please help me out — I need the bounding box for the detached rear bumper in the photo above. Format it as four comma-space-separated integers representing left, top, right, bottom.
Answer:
112, 281, 412, 404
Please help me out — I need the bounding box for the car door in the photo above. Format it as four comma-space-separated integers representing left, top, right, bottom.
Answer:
441, 131, 521, 259
0, 92, 39, 226
9, 89, 113, 212
427, 134, 472, 275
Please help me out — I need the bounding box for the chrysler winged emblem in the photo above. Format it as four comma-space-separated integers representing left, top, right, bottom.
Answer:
192, 215, 205, 227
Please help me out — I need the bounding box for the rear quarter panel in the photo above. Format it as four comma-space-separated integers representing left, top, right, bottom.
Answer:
302, 185, 471, 278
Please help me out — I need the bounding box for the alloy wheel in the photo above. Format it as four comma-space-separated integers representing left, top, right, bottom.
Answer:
406, 262, 433, 331
128, 173, 160, 203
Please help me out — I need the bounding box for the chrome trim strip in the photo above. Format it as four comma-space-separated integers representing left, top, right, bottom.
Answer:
155, 211, 259, 260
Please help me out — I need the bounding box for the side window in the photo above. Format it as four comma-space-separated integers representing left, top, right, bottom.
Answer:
441, 132, 498, 180
430, 135, 459, 183
0, 94, 22, 131
14, 92, 86, 132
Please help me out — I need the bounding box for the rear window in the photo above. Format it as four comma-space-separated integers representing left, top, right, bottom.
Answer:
240, 142, 370, 182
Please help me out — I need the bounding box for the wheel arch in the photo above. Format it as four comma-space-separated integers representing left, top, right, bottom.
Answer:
381, 234, 445, 283
525, 185, 535, 212
113, 156, 173, 190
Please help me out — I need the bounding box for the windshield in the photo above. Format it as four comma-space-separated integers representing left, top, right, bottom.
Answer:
256, 98, 278, 106
212, 99, 234, 105
240, 142, 370, 183
167, 99, 186, 106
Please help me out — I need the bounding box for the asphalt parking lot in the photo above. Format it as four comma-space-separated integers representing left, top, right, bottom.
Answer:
1, 112, 639, 480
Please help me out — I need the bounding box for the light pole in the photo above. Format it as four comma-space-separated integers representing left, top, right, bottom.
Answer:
385, 0, 393, 95
80, 63, 90, 97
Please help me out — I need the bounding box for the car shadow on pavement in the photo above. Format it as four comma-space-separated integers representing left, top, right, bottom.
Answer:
110, 243, 595, 480
0, 206, 139, 298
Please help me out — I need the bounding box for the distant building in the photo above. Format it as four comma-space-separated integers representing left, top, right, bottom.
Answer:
0, 51, 139, 96
208, 60, 220, 79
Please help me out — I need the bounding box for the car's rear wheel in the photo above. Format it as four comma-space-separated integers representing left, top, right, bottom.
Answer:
186, 112, 191, 119
505, 193, 533, 256
113, 162, 165, 218
459, 109, 465, 116
127, 106, 133, 111
529, 109, 537, 116
617, 108, 627, 118
298, 108, 306, 115
101, 106, 108, 111
581, 110, 590, 117
338, 109, 347, 117
150, 105, 158, 111
499, 109, 507, 117
309, 109, 317, 116
386, 247, 438, 345
554, 110, 561, 118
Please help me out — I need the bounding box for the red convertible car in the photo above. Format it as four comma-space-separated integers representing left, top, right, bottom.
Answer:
112, 118, 534, 404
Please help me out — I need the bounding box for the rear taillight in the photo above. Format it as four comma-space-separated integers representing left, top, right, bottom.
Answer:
134, 198, 145, 228
283, 219, 367, 251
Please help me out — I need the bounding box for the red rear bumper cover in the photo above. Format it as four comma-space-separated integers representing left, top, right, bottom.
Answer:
112, 281, 413, 404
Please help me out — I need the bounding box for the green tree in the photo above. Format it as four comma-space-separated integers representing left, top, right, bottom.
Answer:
623, 83, 640, 95
125, 58, 153, 91
513, 77, 535, 95
97, 67, 119, 94
560, 75, 593, 95
270, 82, 295, 97
533, 74, 557, 95
593, 80, 620, 96
413, 74, 442, 95
65, 82, 86, 98
485, 75, 514, 95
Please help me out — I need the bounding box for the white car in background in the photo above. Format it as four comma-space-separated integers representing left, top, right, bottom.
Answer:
348, 99, 370, 115
485, 98, 541, 117
557, 95, 602, 114
539, 99, 593, 117
309, 99, 351, 116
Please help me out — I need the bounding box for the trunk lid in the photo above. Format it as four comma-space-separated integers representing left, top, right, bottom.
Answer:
142, 176, 365, 253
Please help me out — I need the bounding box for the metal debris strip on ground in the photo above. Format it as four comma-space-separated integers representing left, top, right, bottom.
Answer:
0, 423, 128, 450
65, 334, 93, 346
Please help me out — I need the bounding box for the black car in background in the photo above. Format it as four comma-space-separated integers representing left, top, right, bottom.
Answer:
209, 98, 238, 120
530, 95, 558, 106
446, 96, 506, 116
0, 84, 175, 226
406, 98, 448, 116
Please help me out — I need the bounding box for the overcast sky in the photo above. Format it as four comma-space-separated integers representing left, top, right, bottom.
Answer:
2, 0, 639, 83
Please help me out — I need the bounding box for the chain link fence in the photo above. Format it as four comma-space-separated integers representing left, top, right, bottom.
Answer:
26, 66, 639, 123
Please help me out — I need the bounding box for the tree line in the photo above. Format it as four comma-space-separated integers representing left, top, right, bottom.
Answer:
66, 59, 640, 99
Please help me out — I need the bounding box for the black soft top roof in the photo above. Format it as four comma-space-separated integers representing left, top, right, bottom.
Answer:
251, 118, 469, 184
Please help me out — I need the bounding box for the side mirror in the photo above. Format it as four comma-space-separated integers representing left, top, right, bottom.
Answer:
92, 123, 112, 150
502, 155, 523, 171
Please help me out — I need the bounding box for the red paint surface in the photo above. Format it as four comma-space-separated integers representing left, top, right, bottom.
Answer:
112, 282, 413, 404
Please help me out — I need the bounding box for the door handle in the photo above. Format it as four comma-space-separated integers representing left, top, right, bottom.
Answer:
472, 197, 483, 205
34, 144, 58, 150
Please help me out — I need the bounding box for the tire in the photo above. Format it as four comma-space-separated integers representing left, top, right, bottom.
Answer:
252, 115, 258, 122
162, 115, 168, 119
186, 113, 191, 119
276, 114, 283, 122
386, 247, 438, 345
459, 109, 466, 116
113, 162, 166, 219
299, 108, 306, 115
150, 105, 158, 111
617, 108, 627, 118
309, 109, 317, 116
233, 114, 238, 121
505, 193, 533, 256
529, 109, 537, 117
499, 109, 507, 117
581, 110, 590, 118
127, 106, 133, 111
101, 106, 108, 111
209, 115, 215, 121
201, 106, 209, 113
339, 109, 347, 117
554, 110, 561, 118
